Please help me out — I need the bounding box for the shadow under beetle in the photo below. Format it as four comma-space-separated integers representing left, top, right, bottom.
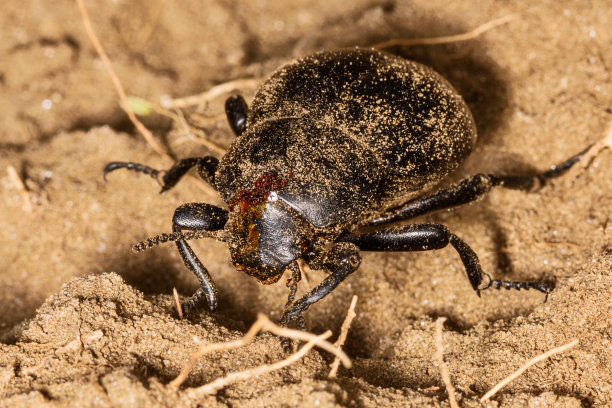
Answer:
104, 48, 587, 328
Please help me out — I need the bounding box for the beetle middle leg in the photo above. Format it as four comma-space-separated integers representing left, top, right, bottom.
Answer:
172, 202, 228, 314
367, 146, 589, 226
339, 224, 548, 297
104, 156, 219, 193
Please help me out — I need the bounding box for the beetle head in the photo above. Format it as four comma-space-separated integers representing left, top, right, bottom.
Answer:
224, 195, 312, 284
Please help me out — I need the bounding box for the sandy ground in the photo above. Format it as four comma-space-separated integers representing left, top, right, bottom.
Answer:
1, 0, 611, 406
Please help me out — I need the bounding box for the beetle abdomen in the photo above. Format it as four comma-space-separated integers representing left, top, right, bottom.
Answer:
249, 48, 476, 201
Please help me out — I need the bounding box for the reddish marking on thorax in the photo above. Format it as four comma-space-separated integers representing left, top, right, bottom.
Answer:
229, 171, 289, 211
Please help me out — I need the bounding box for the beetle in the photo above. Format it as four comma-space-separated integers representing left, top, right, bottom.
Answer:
104, 48, 586, 328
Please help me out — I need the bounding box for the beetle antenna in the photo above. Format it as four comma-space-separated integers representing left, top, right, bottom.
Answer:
132, 230, 225, 252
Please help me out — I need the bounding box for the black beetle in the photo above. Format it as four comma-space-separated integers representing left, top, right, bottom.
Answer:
104, 48, 586, 327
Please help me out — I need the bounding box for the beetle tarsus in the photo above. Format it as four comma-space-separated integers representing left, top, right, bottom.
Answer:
103, 161, 161, 183
535, 144, 592, 183
280, 263, 302, 352
490, 279, 550, 295
284, 263, 301, 308
180, 287, 210, 316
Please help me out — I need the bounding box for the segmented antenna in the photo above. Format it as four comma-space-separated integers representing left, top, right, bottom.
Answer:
132, 230, 221, 252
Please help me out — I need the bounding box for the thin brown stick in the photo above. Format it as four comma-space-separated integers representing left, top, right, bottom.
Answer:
173, 288, 183, 320
183, 332, 330, 399
136, 0, 168, 44
328, 295, 358, 378
163, 78, 261, 109
168, 317, 266, 388
371, 14, 515, 49
134, 101, 229, 155
566, 120, 612, 180
7, 165, 33, 212
76, 0, 169, 161
263, 317, 350, 365
434, 317, 459, 408
168, 314, 350, 389
480, 339, 579, 402
173, 109, 228, 155
76, 0, 215, 196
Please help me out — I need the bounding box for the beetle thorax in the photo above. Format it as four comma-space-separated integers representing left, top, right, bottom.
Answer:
225, 190, 313, 285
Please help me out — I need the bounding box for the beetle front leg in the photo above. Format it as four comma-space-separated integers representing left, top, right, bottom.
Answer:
281, 243, 361, 327
173, 203, 228, 314
104, 156, 219, 193
368, 146, 589, 226
339, 224, 549, 297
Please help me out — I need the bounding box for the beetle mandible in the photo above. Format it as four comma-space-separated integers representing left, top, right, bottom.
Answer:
104, 48, 586, 327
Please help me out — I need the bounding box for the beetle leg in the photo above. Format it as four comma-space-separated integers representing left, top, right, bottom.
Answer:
103, 156, 219, 193
281, 243, 361, 327
225, 94, 248, 136
367, 146, 589, 226
280, 263, 303, 352
339, 223, 549, 297
284, 262, 302, 310
173, 203, 228, 315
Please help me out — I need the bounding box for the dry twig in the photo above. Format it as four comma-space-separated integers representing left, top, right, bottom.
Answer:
76, 0, 169, 161
566, 120, 612, 180
168, 316, 266, 388
76, 0, 215, 195
434, 317, 459, 408
172, 109, 228, 155
168, 314, 350, 390
162, 78, 262, 109
480, 339, 579, 402
328, 295, 358, 378
371, 14, 514, 49
6, 165, 33, 212
136, 0, 168, 44
129, 100, 228, 155
183, 332, 330, 400
173, 288, 183, 320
